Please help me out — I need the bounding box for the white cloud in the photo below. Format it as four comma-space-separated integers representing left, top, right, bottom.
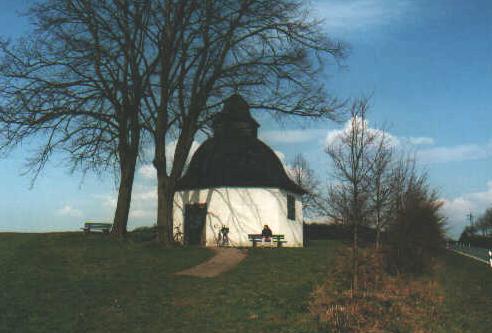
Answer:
93, 194, 117, 209
130, 209, 154, 219
132, 188, 157, 201
406, 136, 435, 146
260, 129, 327, 144
323, 117, 492, 165
313, 0, 413, 33
127, 185, 158, 223
441, 181, 492, 238
325, 117, 400, 148
138, 164, 155, 180
261, 125, 435, 152
56, 205, 82, 218
417, 141, 492, 164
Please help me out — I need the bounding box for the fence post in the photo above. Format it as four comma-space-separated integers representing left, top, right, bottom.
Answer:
489, 250, 492, 268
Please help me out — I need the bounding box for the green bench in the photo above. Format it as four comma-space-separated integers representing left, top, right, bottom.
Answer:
272, 234, 287, 247
82, 222, 112, 234
248, 234, 263, 247
248, 234, 287, 247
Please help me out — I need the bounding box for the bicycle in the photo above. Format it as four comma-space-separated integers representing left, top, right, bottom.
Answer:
173, 225, 184, 245
218, 226, 230, 247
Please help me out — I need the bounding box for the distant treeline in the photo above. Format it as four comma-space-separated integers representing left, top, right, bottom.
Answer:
458, 234, 492, 249
304, 223, 382, 244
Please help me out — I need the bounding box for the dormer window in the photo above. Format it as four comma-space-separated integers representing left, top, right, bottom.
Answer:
287, 194, 295, 220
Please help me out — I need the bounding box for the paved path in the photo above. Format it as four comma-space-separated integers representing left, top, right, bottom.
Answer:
175, 247, 248, 278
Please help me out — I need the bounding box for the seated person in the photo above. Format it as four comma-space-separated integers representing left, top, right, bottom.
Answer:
261, 225, 273, 242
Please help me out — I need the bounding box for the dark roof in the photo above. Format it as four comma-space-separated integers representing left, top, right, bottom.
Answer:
176, 94, 305, 194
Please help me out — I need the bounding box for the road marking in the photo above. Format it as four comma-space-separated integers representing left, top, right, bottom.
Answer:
448, 248, 489, 265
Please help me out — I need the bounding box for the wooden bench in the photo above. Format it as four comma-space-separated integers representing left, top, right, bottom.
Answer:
82, 222, 112, 234
248, 234, 286, 247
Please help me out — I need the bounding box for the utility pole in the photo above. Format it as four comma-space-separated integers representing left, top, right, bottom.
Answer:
467, 212, 474, 227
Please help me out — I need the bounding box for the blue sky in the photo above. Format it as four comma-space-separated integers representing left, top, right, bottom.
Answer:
0, 0, 491, 238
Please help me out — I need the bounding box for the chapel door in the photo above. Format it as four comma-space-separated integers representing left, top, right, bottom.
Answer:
184, 204, 207, 245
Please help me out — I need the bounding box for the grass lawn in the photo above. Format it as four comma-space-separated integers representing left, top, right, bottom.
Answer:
437, 251, 492, 333
1, 233, 492, 333
0, 233, 340, 333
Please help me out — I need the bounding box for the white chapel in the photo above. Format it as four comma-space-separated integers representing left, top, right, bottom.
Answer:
173, 94, 305, 247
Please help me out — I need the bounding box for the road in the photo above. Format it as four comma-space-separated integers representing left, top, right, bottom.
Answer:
448, 243, 491, 265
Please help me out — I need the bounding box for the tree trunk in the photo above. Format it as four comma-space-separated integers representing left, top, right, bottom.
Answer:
111, 151, 138, 237
156, 168, 174, 246
375, 212, 381, 249
352, 221, 358, 297
376, 227, 381, 249
155, 121, 195, 245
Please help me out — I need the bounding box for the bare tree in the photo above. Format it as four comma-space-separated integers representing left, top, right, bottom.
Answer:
326, 183, 351, 224
325, 99, 375, 294
141, 0, 346, 244
0, 0, 154, 236
484, 209, 492, 236
387, 155, 422, 224
289, 153, 327, 219
368, 131, 393, 248
0, 0, 345, 243
476, 208, 492, 236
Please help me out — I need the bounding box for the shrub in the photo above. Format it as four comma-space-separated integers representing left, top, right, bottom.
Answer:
129, 225, 157, 242
304, 223, 379, 243
310, 247, 444, 332
386, 187, 446, 274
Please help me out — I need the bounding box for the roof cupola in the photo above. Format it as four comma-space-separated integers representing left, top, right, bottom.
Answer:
212, 94, 259, 138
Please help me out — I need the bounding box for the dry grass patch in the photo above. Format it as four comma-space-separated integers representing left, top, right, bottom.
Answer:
310, 247, 444, 332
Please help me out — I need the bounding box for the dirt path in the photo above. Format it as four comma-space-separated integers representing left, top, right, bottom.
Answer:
175, 247, 248, 278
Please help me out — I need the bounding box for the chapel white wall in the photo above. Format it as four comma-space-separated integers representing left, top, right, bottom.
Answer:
173, 187, 303, 247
